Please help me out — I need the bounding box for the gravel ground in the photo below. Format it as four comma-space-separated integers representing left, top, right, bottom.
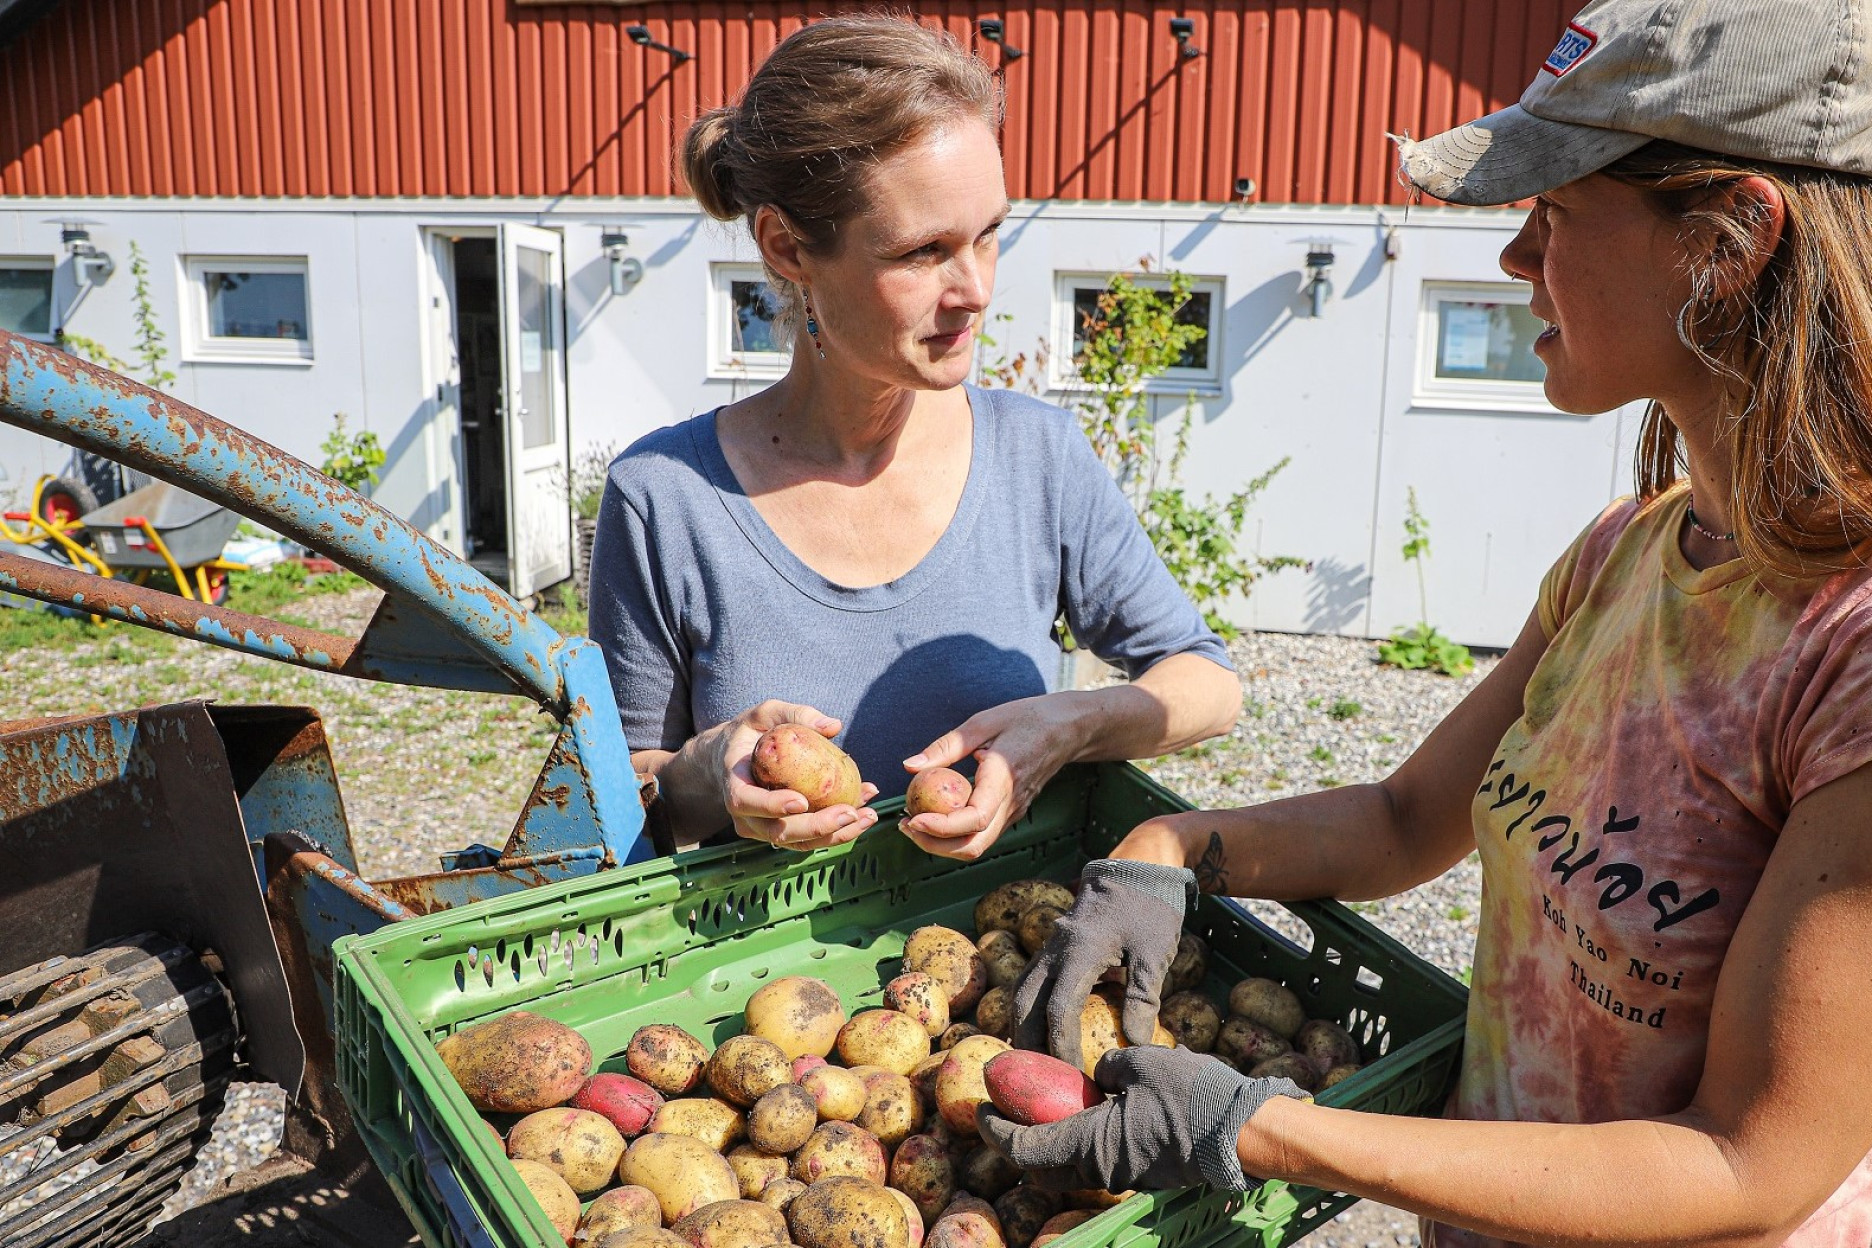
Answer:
5, 593, 1494, 1243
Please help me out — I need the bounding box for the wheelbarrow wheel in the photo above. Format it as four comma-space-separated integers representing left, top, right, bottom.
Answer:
205, 568, 230, 606
36, 474, 99, 532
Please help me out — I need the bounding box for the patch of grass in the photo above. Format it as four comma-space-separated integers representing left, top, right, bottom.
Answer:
1348, 900, 1380, 914
1375, 732, 1398, 744
1327, 698, 1362, 721
1459, 965, 1474, 987
1308, 745, 1334, 763
1304, 696, 1323, 710
1318, 775, 1343, 788
1242, 697, 1267, 719
1447, 903, 1472, 921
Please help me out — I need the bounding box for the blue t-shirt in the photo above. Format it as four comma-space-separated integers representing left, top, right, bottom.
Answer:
588, 385, 1230, 803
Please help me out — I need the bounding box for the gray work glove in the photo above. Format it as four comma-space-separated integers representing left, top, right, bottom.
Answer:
1012, 858, 1195, 1071
976, 1044, 1307, 1192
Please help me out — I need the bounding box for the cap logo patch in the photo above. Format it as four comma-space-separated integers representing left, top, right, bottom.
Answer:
1542, 22, 1598, 76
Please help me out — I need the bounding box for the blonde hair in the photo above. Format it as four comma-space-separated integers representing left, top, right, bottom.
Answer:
679, 15, 1001, 319
1604, 141, 1872, 577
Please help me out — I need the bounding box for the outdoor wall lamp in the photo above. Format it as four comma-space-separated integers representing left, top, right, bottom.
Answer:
52, 219, 113, 285
602, 230, 643, 295
1303, 242, 1336, 318
626, 24, 691, 65
977, 19, 1023, 61
1169, 17, 1202, 59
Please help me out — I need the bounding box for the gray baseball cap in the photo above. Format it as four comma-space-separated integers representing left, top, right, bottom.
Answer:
1398, 0, 1872, 205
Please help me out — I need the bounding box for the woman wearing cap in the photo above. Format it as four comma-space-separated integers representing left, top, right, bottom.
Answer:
588, 16, 1239, 855
990, 0, 1872, 1242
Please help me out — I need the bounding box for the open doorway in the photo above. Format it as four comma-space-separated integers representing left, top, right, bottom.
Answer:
428, 226, 573, 599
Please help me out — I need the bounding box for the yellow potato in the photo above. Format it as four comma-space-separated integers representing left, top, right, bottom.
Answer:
855, 1069, 925, 1146
973, 880, 1074, 936
625, 1023, 710, 1097
1164, 932, 1209, 995
975, 931, 1028, 990
789, 1120, 888, 1185
506, 1107, 625, 1195
1227, 977, 1306, 1039
1079, 987, 1173, 1078
646, 1095, 745, 1152
933, 1034, 1010, 1135
671, 1198, 790, 1246
1159, 991, 1222, 1054
835, 1009, 931, 1075
750, 723, 863, 811
509, 1157, 579, 1243
972, 987, 1014, 1041
618, 1133, 740, 1224
575, 1185, 661, 1244
884, 972, 951, 1039
707, 1033, 792, 1108
756, 1177, 808, 1212
888, 1184, 928, 1248
437, 1010, 592, 1114
1016, 904, 1065, 957
748, 1082, 819, 1153
800, 1065, 869, 1121
902, 927, 988, 1014
593, 1230, 687, 1248
726, 1142, 791, 1199
888, 1134, 956, 1226
744, 975, 848, 1060
787, 1176, 911, 1248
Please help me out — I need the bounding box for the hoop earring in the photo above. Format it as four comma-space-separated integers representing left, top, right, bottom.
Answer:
802, 286, 826, 360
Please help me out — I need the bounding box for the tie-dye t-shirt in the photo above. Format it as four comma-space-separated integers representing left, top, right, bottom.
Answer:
1430, 486, 1872, 1248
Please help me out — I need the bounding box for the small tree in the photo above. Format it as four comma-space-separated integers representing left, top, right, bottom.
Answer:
981, 267, 1302, 639
1376, 487, 1473, 676
319, 413, 385, 494
59, 241, 176, 391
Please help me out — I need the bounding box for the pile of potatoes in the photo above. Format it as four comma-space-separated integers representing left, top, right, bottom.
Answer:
433, 877, 1365, 1248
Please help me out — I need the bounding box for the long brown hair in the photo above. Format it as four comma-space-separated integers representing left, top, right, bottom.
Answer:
1603, 141, 1872, 577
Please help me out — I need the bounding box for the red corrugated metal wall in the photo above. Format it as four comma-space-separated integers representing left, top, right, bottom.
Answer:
0, 0, 1572, 203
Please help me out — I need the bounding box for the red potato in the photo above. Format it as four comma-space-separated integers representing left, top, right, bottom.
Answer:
436, 1011, 592, 1114
983, 1051, 1101, 1127
750, 724, 864, 812
570, 1073, 664, 1138
905, 767, 972, 817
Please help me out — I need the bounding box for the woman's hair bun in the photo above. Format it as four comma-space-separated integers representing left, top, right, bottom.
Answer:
680, 107, 742, 221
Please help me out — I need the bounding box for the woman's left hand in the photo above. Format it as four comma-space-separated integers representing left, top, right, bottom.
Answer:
899, 693, 1088, 860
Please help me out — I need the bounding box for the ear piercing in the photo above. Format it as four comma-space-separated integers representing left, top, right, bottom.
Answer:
802, 287, 826, 359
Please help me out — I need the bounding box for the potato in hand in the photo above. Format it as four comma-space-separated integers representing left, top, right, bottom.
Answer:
751, 723, 864, 811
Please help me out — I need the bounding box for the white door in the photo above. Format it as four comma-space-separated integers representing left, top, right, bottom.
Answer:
497, 223, 573, 598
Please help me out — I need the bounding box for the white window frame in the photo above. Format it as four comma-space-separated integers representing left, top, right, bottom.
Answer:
1413, 281, 1558, 414
707, 263, 790, 380
0, 257, 57, 342
183, 256, 313, 364
1048, 272, 1225, 394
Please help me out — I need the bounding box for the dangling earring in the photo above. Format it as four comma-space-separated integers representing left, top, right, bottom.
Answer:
802, 286, 826, 360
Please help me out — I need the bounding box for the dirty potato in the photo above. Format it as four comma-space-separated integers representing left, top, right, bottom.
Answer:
1292, 1019, 1360, 1075
1227, 978, 1306, 1040
506, 1107, 625, 1194
956, 1144, 1022, 1201
902, 927, 988, 1014
671, 1198, 790, 1247
975, 931, 1028, 991
1164, 933, 1209, 995
745, 975, 848, 1061
748, 1082, 820, 1154
1078, 987, 1173, 1078
934, 1034, 1011, 1135
972, 987, 1014, 1041
1248, 1052, 1320, 1092
575, 1184, 661, 1244
727, 1142, 792, 1199
1033, 1210, 1097, 1244
938, 1023, 981, 1051
800, 1064, 870, 1122
646, 1095, 745, 1152
707, 1033, 792, 1108
437, 1010, 592, 1114
836, 1009, 932, 1075
756, 1177, 808, 1212
856, 1069, 926, 1146
750, 724, 864, 812
1214, 1017, 1290, 1071
787, 1175, 912, 1248
973, 880, 1075, 937
509, 1157, 580, 1242
884, 972, 951, 1039
1015, 905, 1065, 958
1158, 991, 1222, 1054
592, 1230, 687, 1248
889, 1133, 957, 1226
993, 1185, 1064, 1246
888, 1184, 929, 1248
1320, 1063, 1363, 1090
790, 1120, 889, 1185
619, 1133, 740, 1225
625, 1023, 709, 1097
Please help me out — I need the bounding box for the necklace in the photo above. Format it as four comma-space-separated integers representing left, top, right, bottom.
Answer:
1686, 499, 1736, 543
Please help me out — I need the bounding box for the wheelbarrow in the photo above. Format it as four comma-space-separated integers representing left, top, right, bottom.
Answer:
82, 481, 246, 606
0, 329, 656, 1246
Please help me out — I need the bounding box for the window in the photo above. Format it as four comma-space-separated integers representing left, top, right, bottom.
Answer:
1051, 273, 1225, 392
0, 260, 55, 339
708, 263, 789, 379
1415, 282, 1552, 410
185, 257, 311, 362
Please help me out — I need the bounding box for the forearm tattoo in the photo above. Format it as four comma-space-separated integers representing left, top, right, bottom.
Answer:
1193, 830, 1229, 895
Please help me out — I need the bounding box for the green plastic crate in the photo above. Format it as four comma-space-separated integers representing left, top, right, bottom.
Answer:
333, 762, 1467, 1248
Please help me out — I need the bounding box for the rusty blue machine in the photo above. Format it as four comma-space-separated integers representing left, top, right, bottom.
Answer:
0, 329, 659, 1245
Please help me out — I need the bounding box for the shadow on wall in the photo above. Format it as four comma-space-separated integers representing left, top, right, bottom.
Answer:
1304, 556, 1371, 635
568, 219, 700, 342
843, 633, 1049, 804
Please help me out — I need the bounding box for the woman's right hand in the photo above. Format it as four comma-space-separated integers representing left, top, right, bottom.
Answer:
706, 700, 878, 850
